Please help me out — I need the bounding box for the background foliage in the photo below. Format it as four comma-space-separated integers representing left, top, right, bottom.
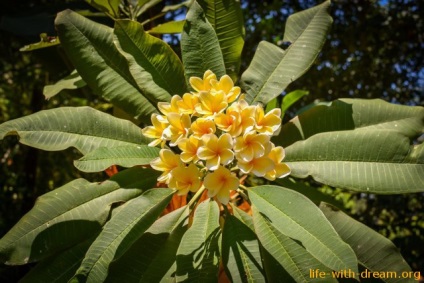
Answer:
0, 0, 423, 281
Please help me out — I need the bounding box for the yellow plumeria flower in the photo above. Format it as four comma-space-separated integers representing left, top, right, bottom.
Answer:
162, 113, 191, 146
168, 164, 201, 195
141, 114, 168, 147
214, 111, 243, 137
195, 90, 228, 118
264, 146, 291, 180
210, 75, 241, 103
204, 166, 239, 204
237, 156, 275, 177
178, 135, 202, 163
158, 95, 181, 116
143, 70, 291, 200
189, 70, 217, 92
197, 133, 234, 170
150, 149, 183, 182
227, 99, 256, 133
177, 93, 199, 115
234, 130, 272, 162
255, 106, 282, 135
190, 117, 216, 139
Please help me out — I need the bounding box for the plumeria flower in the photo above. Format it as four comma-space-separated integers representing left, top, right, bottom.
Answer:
210, 75, 241, 103
162, 113, 191, 146
227, 99, 256, 133
158, 95, 181, 117
234, 129, 272, 162
190, 117, 216, 139
142, 70, 291, 204
197, 133, 234, 170
237, 155, 275, 177
214, 111, 243, 137
264, 146, 291, 180
255, 106, 282, 135
177, 93, 199, 115
204, 166, 239, 204
189, 70, 217, 92
178, 135, 202, 163
141, 114, 169, 147
168, 163, 201, 195
150, 149, 183, 182
195, 90, 228, 118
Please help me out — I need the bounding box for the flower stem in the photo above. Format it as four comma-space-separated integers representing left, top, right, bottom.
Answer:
187, 185, 206, 209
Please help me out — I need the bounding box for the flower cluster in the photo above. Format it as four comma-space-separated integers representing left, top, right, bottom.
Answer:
142, 70, 290, 204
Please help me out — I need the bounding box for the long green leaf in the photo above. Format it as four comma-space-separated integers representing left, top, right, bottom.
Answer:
0, 167, 158, 265
273, 178, 341, 208
55, 10, 157, 120
320, 203, 414, 283
281, 89, 309, 119
0, 107, 147, 155
43, 70, 86, 100
222, 214, 265, 283
176, 199, 221, 282
181, 1, 226, 88
252, 208, 337, 283
240, 0, 332, 104
249, 185, 358, 273
197, 0, 245, 82
85, 0, 120, 18
20, 238, 95, 283
74, 145, 160, 172
276, 99, 424, 193
106, 206, 189, 283
113, 20, 186, 104
73, 188, 174, 283
147, 20, 186, 34
20, 33, 60, 52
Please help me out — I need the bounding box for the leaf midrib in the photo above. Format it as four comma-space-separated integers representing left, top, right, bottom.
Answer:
254, 210, 308, 283
115, 21, 176, 101
64, 14, 145, 97
251, 6, 326, 104
250, 189, 349, 270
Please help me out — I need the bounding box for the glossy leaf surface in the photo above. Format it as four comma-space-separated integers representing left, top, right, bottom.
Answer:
0, 107, 147, 155
240, 0, 332, 104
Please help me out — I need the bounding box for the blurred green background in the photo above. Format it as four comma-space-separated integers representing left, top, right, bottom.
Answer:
1, 0, 423, 281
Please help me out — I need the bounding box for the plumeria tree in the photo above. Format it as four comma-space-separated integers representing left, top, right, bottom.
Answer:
0, 0, 423, 282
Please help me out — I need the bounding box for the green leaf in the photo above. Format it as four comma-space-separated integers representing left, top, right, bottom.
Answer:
0, 167, 158, 265
320, 203, 414, 283
43, 70, 86, 100
73, 188, 174, 282
265, 96, 279, 113
276, 99, 424, 193
197, 0, 245, 82
273, 178, 341, 208
106, 206, 189, 283
85, 0, 120, 18
74, 145, 160, 172
181, 1, 226, 88
249, 185, 358, 273
0, 107, 148, 155
55, 10, 157, 120
252, 208, 337, 283
137, 0, 162, 16
222, 214, 265, 283
176, 199, 221, 282
240, 0, 332, 105
281, 89, 309, 119
20, 33, 60, 52
147, 20, 186, 34
113, 20, 186, 106
20, 238, 95, 283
